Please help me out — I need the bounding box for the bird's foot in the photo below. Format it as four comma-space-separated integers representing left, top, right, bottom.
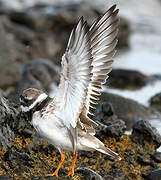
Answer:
47, 170, 59, 178
67, 169, 74, 176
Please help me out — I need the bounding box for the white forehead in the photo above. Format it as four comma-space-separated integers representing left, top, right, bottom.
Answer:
21, 93, 48, 112
25, 96, 34, 100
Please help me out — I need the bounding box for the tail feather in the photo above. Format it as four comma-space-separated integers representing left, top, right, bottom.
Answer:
97, 144, 121, 160
78, 128, 121, 160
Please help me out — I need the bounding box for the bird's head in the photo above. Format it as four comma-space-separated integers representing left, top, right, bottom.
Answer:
19, 88, 48, 113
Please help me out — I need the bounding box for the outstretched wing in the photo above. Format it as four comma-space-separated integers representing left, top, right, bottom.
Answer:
81, 5, 119, 121
55, 17, 92, 130
54, 5, 119, 152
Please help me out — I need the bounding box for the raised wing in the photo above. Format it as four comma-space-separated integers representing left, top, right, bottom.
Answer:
54, 5, 119, 150
82, 5, 119, 119
55, 17, 92, 130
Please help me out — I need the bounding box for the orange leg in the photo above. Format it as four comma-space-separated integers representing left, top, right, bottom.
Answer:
50, 152, 65, 178
67, 152, 78, 176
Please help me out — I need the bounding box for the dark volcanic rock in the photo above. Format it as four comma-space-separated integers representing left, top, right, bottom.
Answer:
0, 3, 131, 65
0, 16, 20, 88
0, 95, 17, 148
149, 92, 161, 112
100, 170, 125, 180
75, 167, 103, 180
94, 102, 126, 137
109, 69, 148, 89
131, 120, 161, 148
0, 175, 11, 180
8, 59, 59, 103
96, 120, 126, 138
151, 152, 161, 163
147, 168, 161, 180
137, 155, 152, 166
0, 94, 34, 148
5, 2, 101, 64
3, 149, 34, 169
100, 92, 161, 129
8, 3, 100, 31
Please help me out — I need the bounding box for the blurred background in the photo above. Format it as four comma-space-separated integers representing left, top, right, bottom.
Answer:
0, 0, 161, 144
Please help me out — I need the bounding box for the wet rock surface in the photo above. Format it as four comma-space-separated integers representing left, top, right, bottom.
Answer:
0, 175, 11, 180
0, 2, 131, 65
146, 168, 161, 180
149, 92, 161, 112
94, 102, 126, 138
100, 92, 160, 129
0, 95, 17, 148
75, 167, 103, 180
0, 16, 20, 89
151, 152, 161, 163
0, 3, 101, 64
131, 120, 161, 148
108, 69, 149, 89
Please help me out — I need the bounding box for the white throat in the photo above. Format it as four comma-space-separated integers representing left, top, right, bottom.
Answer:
21, 93, 48, 112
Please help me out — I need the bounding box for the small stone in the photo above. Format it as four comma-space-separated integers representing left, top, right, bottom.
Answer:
101, 170, 125, 180
147, 168, 161, 180
75, 167, 103, 180
0, 175, 11, 180
101, 102, 114, 116
131, 120, 161, 149
3, 149, 34, 169
109, 69, 148, 89
137, 155, 151, 165
151, 152, 161, 163
100, 93, 160, 130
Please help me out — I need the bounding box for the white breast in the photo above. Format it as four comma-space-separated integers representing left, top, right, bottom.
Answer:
31, 111, 73, 151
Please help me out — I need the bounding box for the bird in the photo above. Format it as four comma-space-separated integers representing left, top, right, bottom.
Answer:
19, 4, 120, 178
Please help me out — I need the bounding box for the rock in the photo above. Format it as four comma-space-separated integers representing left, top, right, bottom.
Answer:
108, 69, 148, 89
4, 2, 101, 64
93, 102, 117, 123
117, 17, 131, 49
75, 167, 103, 180
131, 120, 161, 149
100, 170, 125, 180
149, 92, 161, 112
0, 93, 34, 148
0, 175, 11, 180
151, 152, 161, 163
8, 3, 100, 31
0, 3, 131, 65
8, 59, 59, 103
147, 168, 161, 180
152, 74, 161, 81
100, 93, 160, 129
93, 102, 126, 137
0, 95, 17, 148
3, 149, 34, 169
137, 155, 152, 166
0, 16, 20, 88
95, 120, 126, 138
